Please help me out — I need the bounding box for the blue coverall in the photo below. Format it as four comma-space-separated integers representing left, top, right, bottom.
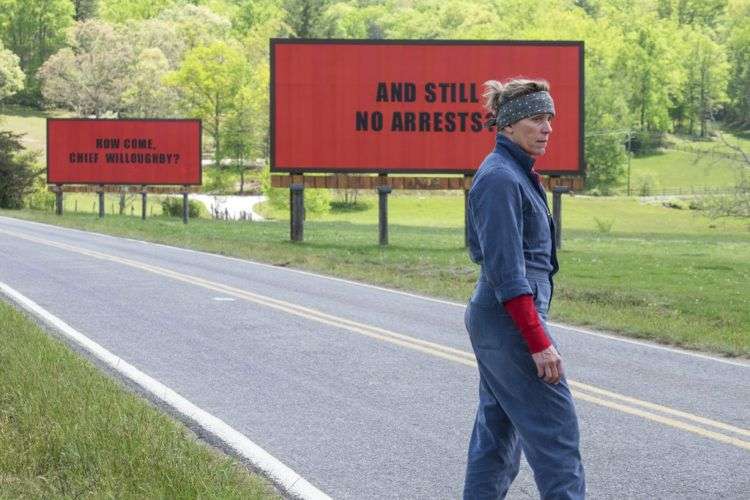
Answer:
463, 134, 586, 499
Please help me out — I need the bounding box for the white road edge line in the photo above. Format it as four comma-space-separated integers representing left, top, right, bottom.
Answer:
2, 215, 747, 368
0, 281, 331, 500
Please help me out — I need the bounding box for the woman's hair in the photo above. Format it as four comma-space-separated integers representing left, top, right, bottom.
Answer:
483, 78, 550, 128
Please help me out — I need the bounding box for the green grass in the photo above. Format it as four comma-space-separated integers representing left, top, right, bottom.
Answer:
3, 193, 748, 357
0, 300, 277, 498
626, 150, 743, 195
0, 105, 71, 159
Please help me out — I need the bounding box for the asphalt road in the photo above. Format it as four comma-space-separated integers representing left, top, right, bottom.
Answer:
1, 215, 748, 499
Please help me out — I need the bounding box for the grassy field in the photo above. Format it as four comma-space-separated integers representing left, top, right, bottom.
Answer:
3, 193, 748, 357
626, 150, 743, 195
0, 300, 277, 498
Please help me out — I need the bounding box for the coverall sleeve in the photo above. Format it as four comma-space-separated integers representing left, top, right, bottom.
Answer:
469, 169, 532, 303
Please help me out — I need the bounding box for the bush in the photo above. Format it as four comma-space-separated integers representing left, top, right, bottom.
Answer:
259, 165, 331, 215
630, 131, 667, 155
662, 199, 687, 210
593, 217, 614, 234
688, 198, 705, 210
637, 176, 655, 197
0, 130, 41, 208
203, 167, 236, 193
160, 197, 206, 218
23, 178, 55, 210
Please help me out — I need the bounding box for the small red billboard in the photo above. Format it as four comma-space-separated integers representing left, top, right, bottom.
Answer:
272, 40, 583, 175
47, 119, 202, 185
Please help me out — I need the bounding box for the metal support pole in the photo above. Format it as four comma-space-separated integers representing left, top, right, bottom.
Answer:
377, 182, 392, 246
54, 185, 63, 215
98, 186, 105, 218
290, 182, 304, 242
464, 174, 472, 247
552, 186, 569, 249
182, 187, 189, 224
141, 186, 147, 220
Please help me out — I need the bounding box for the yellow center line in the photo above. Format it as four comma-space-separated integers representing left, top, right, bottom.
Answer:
3, 227, 749, 452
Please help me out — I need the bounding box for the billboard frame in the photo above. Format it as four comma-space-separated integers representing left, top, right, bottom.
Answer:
270, 38, 584, 176
46, 118, 203, 186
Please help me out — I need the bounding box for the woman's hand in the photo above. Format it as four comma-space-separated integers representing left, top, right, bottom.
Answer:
532, 345, 564, 384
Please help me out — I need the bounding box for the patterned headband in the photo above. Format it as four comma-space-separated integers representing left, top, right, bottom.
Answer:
495, 91, 555, 129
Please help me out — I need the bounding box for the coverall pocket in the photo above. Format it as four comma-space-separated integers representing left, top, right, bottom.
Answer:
468, 282, 499, 309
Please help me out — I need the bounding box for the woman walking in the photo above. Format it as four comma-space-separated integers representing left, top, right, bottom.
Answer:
463, 78, 585, 499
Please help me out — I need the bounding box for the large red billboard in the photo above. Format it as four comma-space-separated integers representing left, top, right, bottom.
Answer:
272, 40, 583, 175
47, 119, 202, 185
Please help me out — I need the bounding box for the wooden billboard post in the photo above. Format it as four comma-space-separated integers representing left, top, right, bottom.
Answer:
552, 185, 570, 249
290, 173, 305, 242
141, 185, 147, 220
54, 184, 63, 215
97, 185, 105, 218
377, 174, 391, 246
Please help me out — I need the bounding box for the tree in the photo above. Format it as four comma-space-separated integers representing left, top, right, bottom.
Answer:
38, 20, 134, 117
123, 19, 186, 68
99, 0, 176, 23
0, 0, 74, 105
0, 130, 40, 209
724, 0, 750, 128
224, 71, 268, 193
74, 0, 99, 20
165, 41, 250, 168
158, 4, 232, 50
0, 41, 24, 101
679, 28, 729, 136
121, 48, 178, 118
283, 0, 334, 37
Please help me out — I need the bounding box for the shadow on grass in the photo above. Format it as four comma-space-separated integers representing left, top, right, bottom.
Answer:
632, 149, 670, 159
0, 104, 69, 119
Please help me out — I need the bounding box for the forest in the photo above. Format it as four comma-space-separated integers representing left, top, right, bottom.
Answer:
0, 0, 748, 192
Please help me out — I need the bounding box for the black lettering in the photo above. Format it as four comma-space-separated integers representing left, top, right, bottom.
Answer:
459, 83, 469, 103
390, 82, 402, 102
445, 112, 456, 132
356, 111, 369, 131
69, 152, 98, 163
424, 83, 436, 103
123, 138, 152, 149
404, 112, 416, 131
470, 83, 479, 103
404, 82, 416, 102
96, 138, 119, 149
439, 82, 450, 102
391, 112, 403, 131
434, 112, 443, 132
457, 112, 469, 131
419, 112, 431, 132
371, 111, 383, 131
471, 112, 483, 132
376, 82, 388, 102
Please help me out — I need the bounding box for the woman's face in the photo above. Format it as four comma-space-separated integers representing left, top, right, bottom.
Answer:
503, 113, 553, 157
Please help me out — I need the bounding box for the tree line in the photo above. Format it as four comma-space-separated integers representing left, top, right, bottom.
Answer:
0, 0, 748, 192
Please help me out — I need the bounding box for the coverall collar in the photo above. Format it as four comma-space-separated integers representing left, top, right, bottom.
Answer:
494, 133, 536, 173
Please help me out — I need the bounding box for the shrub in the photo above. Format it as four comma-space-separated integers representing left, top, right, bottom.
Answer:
593, 217, 614, 234
637, 176, 654, 197
259, 165, 331, 215
24, 178, 55, 210
662, 199, 686, 210
0, 130, 41, 209
160, 197, 206, 218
